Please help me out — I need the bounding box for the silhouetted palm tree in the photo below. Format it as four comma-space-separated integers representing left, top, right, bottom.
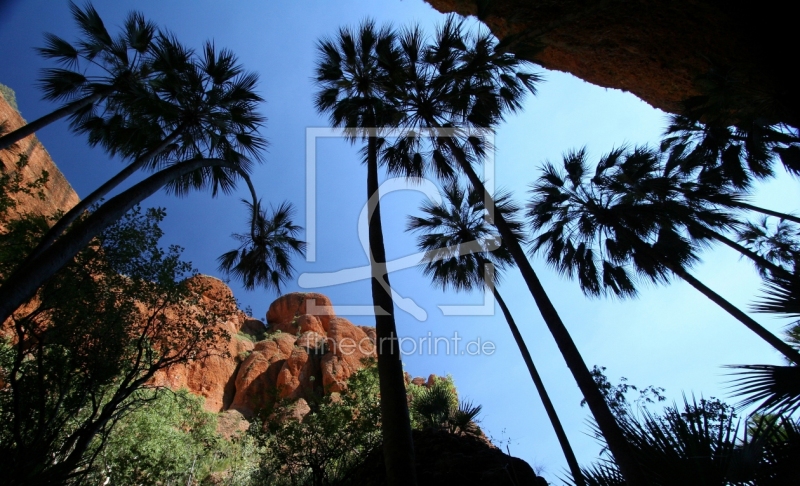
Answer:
380, 19, 645, 484
527, 147, 800, 364
662, 114, 800, 224
572, 397, 800, 485
313, 21, 416, 486
0, 15, 291, 329
218, 200, 305, 293
407, 182, 584, 484
0, 2, 162, 151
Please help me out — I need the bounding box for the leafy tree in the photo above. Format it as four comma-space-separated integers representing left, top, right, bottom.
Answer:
527, 147, 800, 364
407, 181, 584, 483
313, 21, 416, 485
251, 364, 383, 486
0, 206, 233, 485
87, 389, 256, 485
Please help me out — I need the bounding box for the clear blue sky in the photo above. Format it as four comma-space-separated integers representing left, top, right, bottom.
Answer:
1, 0, 797, 479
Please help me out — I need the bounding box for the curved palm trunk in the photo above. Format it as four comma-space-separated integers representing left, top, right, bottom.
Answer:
0, 92, 106, 150
446, 142, 646, 485
366, 136, 417, 485
491, 285, 584, 485
704, 228, 793, 279
0, 157, 229, 326
24, 128, 184, 263
665, 262, 800, 364
733, 202, 800, 226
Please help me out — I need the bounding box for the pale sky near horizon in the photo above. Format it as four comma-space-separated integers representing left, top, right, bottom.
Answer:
1, 0, 798, 480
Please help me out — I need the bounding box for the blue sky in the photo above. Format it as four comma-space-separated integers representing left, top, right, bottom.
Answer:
1, 0, 797, 479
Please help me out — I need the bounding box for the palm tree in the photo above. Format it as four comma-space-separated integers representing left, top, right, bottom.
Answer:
527, 147, 800, 364
594, 145, 796, 281
407, 182, 585, 484
376, 19, 646, 484
218, 200, 306, 292
0, 22, 289, 328
313, 21, 417, 486
662, 114, 800, 224
0, 2, 161, 151
573, 397, 800, 485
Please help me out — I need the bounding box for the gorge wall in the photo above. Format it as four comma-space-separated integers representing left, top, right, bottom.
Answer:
426, 0, 797, 126
0, 90, 79, 228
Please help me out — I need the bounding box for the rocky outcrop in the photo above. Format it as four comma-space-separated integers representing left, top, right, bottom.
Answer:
230, 292, 378, 417
0, 90, 79, 229
425, 0, 797, 126
153, 289, 380, 417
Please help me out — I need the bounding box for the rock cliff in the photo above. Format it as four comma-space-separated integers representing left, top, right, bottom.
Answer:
0, 89, 79, 229
426, 0, 797, 126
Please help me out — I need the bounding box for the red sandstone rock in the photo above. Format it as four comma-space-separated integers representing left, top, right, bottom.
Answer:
297, 331, 326, 351
0, 95, 80, 232
266, 292, 335, 332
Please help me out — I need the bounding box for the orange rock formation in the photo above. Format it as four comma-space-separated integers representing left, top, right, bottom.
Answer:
0, 92, 79, 229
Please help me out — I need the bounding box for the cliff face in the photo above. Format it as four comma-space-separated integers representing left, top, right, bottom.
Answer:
0, 93, 79, 228
426, 0, 797, 126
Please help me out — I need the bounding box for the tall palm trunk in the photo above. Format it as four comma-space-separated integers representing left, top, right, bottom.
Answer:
0, 157, 230, 326
24, 127, 185, 263
444, 141, 646, 485
490, 283, 584, 485
666, 262, 800, 364
702, 228, 793, 279
618, 226, 800, 364
733, 202, 800, 226
0, 92, 107, 150
366, 135, 417, 485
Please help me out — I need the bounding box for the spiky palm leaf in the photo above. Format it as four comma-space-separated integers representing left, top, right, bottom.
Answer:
572, 397, 800, 485
407, 182, 523, 292
218, 201, 305, 293
727, 365, 800, 415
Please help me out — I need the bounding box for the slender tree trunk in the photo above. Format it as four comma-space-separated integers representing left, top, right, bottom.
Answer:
366, 135, 417, 485
734, 201, 800, 226
0, 158, 229, 326
491, 285, 584, 485
24, 128, 184, 263
0, 92, 106, 150
704, 228, 793, 279
666, 262, 800, 364
446, 140, 646, 485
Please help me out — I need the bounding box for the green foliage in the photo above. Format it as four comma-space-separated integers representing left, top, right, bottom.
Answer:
408, 375, 482, 435
0, 82, 19, 112
0, 153, 49, 217
250, 363, 383, 485
0, 206, 233, 485
574, 369, 800, 485
87, 389, 256, 485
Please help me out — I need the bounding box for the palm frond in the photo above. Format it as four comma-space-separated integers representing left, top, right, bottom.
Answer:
727, 365, 800, 415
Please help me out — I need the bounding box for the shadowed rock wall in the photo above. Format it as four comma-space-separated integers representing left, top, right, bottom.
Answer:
426, 0, 797, 126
